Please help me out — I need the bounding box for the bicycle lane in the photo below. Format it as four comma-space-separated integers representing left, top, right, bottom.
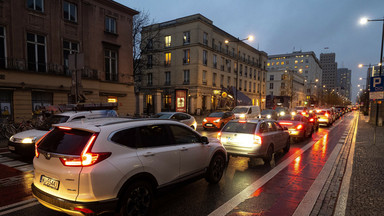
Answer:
209, 114, 355, 216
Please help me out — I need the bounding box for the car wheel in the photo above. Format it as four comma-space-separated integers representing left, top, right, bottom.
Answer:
120, 180, 153, 216
248, 157, 259, 167
205, 153, 225, 184
263, 145, 274, 164
283, 138, 290, 153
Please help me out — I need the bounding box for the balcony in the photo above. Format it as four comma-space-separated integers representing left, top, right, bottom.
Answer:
164, 61, 171, 67
0, 57, 99, 79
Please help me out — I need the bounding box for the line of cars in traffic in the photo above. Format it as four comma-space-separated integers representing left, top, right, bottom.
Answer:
5, 105, 351, 216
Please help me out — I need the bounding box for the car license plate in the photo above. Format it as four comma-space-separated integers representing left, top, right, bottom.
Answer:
40, 175, 60, 190
8, 146, 15, 151
206, 123, 213, 126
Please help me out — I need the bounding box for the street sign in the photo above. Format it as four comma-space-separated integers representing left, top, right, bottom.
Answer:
369, 92, 384, 100
370, 76, 384, 92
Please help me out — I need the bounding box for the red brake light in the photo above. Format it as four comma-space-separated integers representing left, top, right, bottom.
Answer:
74, 208, 94, 214
35, 129, 52, 158
239, 120, 246, 123
309, 118, 314, 122
325, 113, 329, 117
301, 112, 306, 115
60, 133, 111, 167
254, 135, 262, 145
279, 122, 293, 125
296, 124, 303, 130
58, 126, 72, 130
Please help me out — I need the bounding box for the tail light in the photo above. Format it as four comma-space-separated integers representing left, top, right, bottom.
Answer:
253, 135, 262, 145
296, 124, 303, 130
217, 132, 221, 140
309, 118, 314, 122
301, 112, 307, 115
60, 133, 111, 167
325, 113, 329, 117
35, 129, 53, 158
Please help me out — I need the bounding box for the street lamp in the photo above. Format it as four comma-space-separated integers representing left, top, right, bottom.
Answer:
225, 35, 254, 107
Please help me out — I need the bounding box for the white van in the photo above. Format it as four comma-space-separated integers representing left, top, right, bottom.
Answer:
232, 106, 261, 119
8, 110, 118, 157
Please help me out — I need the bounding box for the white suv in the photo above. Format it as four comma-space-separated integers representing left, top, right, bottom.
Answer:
32, 118, 226, 216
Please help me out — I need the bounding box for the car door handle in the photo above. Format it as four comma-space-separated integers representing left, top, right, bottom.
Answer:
144, 152, 155, 157
180, 148, 188, 151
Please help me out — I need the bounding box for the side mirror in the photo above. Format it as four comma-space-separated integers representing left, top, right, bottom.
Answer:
201, 136, 209, 144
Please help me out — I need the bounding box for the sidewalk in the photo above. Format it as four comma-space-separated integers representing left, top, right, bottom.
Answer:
312, 112, 384, 215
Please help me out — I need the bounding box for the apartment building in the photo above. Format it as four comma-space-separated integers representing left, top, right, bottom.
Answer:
337, 68, 351, 100
0, 0, 138, 121
267, 51, 322, 105
266, 69, 306, 108
138, 14, 268, 115
320, 52, 338, 91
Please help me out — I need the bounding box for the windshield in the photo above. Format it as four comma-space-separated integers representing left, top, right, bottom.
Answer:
275, 107, 286, 112
278, 115, 302, 121
36, 115, 70, 131
261, 110, 273, 115
208, 112, 224, 117
222, 122, 257, 134
152, 113, 172, 119
232, 107, 248, 114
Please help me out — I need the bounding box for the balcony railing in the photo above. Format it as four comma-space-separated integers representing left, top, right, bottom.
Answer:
0, 57, 99, 79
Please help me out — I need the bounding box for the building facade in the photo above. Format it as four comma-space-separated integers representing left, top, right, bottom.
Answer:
0, 0, 138, 121
320, 53, 338, 91
337, 68, 351, 100
267, 51, 322, 105
266, 69, 306, 108
138, 14, 268, 115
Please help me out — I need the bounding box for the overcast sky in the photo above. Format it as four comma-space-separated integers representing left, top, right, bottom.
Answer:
119, 0, 384, 103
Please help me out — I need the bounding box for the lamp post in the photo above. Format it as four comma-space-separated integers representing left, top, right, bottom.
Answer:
360, 17, 384, 129
225, 35, 253, 107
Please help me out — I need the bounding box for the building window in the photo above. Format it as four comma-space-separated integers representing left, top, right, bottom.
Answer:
213, 55, 217, 68
147, 39, 153, 50
227, 76, 231, 88
105, 16, 117, 34
203, 70, 207, 84
27, 33, 46, 72
183, 31, 190, 44
165, 35, 171, 47
203, 50, 207, 65
294, 60, 298, 64
165, 71, 171, 85
183, 49, 190, 64
270, 75, 274, 81
253, 83, 256, 93
63, 40, 79, 75
239, 64, 243, 76
239, 79, 242, 90
212, 73, 217, 86
162, 94, 172, 111
244, 81, 247, 91
249, 82, 251, 92
147, 73, 152, 86
220, 75, 224, 87
227, 60, 231, 73
219, 42, 222, 52
32, 91, 52, 114
63, 1, 77, 22
270, 83, 274, 89
257, 84, 260, 93
221, 57, 225, 71
183, 70, 190, 84
245, 66, 248, 77
28, 0, 44, 12
281, 83, 285, 88
105, 49, 118, 81
147, 55, 152, 68
203, 32, 208, 45
0, 27, 6, 68
165, 52, 171, 66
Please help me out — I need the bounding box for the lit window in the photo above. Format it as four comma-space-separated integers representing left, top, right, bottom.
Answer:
276, 62, 280, 65
165, 36, 171, 47
183, 31, 190, 44
281, 61, 285, 65
267, 62, 270, 66
165, 52, 171, 66
108, 97, 117, 103
183, 50, 190, 64
295, 60, 298, 64
63, 1, 77, 22
105, 16, 117, 34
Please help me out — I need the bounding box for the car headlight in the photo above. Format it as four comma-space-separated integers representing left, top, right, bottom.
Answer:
22, 137, 37, 144
267, 114, 271, 119
280, 111, 285, 116
213, 119, 220, 123
291, 112, 296, 116
203, 119, 207, 122
240, 114, 245, 118
9, 136, 14, 142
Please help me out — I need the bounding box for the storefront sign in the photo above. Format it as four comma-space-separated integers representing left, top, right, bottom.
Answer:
176, 90, 187, 112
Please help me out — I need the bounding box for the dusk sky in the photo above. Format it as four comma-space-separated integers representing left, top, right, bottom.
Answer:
120, 0, 384, 103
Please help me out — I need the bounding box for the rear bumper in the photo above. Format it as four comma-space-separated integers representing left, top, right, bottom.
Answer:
32, 183, 118, 216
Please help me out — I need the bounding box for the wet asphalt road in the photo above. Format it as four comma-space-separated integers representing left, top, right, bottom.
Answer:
0, 113, 354, 216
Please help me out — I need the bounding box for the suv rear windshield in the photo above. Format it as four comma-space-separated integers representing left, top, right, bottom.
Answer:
38, 128, 93, 155
222, 122, 257, 134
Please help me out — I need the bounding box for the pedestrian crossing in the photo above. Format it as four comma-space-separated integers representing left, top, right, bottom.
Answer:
0, 149, 34, 172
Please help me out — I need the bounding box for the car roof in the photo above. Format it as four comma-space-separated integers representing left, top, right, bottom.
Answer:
55, 110, 114, 117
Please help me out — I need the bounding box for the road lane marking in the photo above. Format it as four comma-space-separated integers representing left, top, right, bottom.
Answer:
293, 112, 357, 216
209, 139, 319, 216
334, 113, 358, 216
0, 199, 38, 216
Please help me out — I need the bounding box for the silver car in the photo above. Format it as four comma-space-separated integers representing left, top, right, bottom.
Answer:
152, 112, 197, 130
218, 119, 290, 165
